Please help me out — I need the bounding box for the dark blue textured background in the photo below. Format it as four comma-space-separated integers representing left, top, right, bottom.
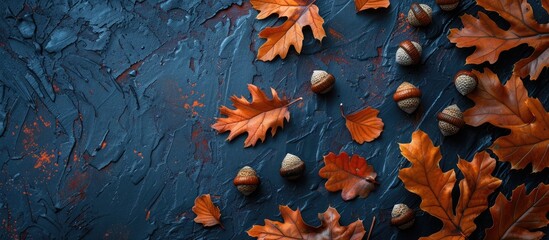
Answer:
0, 0, 547, 239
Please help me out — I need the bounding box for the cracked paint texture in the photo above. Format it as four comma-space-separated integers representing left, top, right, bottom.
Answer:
0, 0, 548, 239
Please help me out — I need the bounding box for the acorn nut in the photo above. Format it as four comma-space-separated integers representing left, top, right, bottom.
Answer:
391, 204, 415, 230
311, 70, 335, 94
437, 104, 465, 136
280, 153, 305, 180
407, 3, 432, 27
393, 82, 421, 114
436, 0, 459, 11
454, 70, 477, 96
396, 40, 422, 66
233, 166, 259, 196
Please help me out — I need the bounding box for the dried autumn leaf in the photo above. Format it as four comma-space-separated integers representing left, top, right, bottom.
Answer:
192, 194, 222, 227
491, 98, 549, 172
212, 84, 301, 147
250, 0, 326, 61
247, 205, 366, 240
354, 0, 390, 12
485, 183, 549, 240
340, 104, 384, 144
448, 0, 549, 80
463, 68, 534, 127
319, 152, 377, 201
398, 130, 502, 239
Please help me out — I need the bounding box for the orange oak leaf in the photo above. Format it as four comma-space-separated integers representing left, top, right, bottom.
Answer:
247, 205, 366, 240
192, 194, 222, 227
319, 152, 378, 201
463, 68, 534, 127
448, 0, 549, 80
340, 104, 384, 144
399, 130, 502, 239
212, 84, 301, 147
491, 98, 549, 172
484, 183, 549, 240
354, 0, 390, 12
250, 0, 326, 61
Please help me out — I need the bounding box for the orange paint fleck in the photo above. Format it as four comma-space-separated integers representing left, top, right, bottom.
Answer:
101, 141, 107, 149
329, 28, 344, 40
39, 116, 51, 127
33, 151, 55, 169
146, 210, 151, 220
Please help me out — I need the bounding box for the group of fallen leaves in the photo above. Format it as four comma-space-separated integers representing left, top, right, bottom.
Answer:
194, 0, 549, 239
399, 130, 548, 239
212, 84, 384, 147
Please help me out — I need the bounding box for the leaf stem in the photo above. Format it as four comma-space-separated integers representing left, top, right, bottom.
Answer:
287, 97, 303, 106
367, 216, 375, 240
339, 103, 346, 118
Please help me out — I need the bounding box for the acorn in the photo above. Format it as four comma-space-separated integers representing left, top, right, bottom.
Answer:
393, 82, 421, 114
454, 70, 477, 96
396, 40, 422, 66
436, 0, 459, 11
280, 153, 305, 180
233, 166, 260, 196
391, 204, 415, 230
407, 3, 432, 27
437, 104, 465, 136
311, 70, 335, 94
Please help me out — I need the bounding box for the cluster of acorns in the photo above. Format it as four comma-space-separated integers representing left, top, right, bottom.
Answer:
233, 153, 305, 195
394, 1, 477, 137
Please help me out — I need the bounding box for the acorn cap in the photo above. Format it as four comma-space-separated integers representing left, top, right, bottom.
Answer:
396, 40, 422, 66
393, 82, 421, 114
391, 204, 415, 230
233, 166, 259, 196
437, 104, 465, 136
311, 70, 335, 94
280, 153, 305, 180
407, 3, 432, 27
454, 70, 477, 96
436, 0, 459, 11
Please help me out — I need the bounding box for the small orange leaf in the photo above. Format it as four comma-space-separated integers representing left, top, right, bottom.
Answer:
319, 152, 377, 201
484, 183, 549, 240
491, 98, 549, 172
354, 0, 390, 12
212, 84, 301, 147
251, 0, 326, 61
192, 194, 222, 227
463, 68, 534, 127
448, 0, 549, 80
340, 104, 384, 144
399, 130, 501, 239
247, 205, 366, 239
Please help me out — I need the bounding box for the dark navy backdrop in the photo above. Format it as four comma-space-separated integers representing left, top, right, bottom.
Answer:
0, 0, 547, 239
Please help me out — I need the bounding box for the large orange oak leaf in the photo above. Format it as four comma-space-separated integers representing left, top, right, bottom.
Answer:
463, 68, 534, 127
448, 0, 549, 80
491, 98, 549, 172
192, 194, 222, 227
319, 152, 378, 201
212, 84, 301, 147
354, 0, 390, 12
250, 0, 326, 61
484, 183, 549, 240
399, 130, 501, 239
247, 205, 366, 240
340, 104, 384, 144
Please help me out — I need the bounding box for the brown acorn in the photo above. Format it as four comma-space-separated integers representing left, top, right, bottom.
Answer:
391, 204, 415, 230
436, 0, 459, 11
311, 70, 335, 94
437, 104, 465, 136
396, 40, 422, 66
407, 3, 432, 27
233, 166, 259, 196
280, 153, 305, 180
454, 70, 477, 96
393, 82, 422, 114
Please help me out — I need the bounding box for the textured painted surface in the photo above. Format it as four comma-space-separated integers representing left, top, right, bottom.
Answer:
0, 0, 547, 239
